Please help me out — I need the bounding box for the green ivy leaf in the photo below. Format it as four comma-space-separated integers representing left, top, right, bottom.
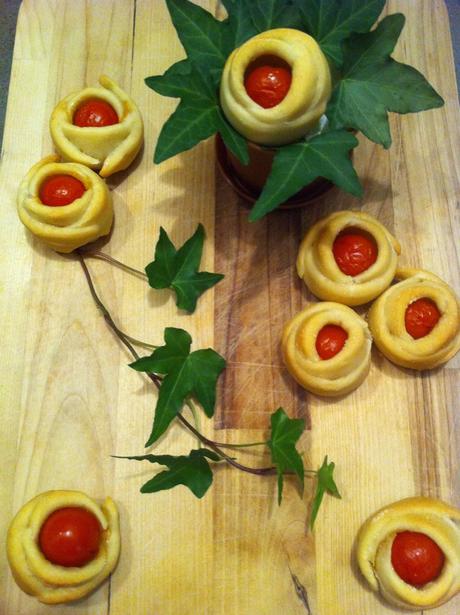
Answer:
267, 408, 305, 505
154, 100, 221, 164
249, 130, 362, 221
295, 0, 385, 67
165, 0, 231, 70
121, 449, 221, 498
327, 14, 444, 148
221, 0, 258, 47
130, 328, 226, 446
247, 0, 303, 32
145, 224, 224, 312
310, 456, 341, 529
216, 110, 250, 165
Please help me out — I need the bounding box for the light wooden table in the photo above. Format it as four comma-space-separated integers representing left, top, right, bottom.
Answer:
0, 1, 459, 614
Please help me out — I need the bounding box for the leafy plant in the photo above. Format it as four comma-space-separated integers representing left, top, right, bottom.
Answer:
145, 224, 224, 312
146, 0, 443, 219
79, 252, 340, 528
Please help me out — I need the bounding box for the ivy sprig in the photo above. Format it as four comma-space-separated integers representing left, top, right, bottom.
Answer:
147, 0, 443, 220
78, 254, 339, 527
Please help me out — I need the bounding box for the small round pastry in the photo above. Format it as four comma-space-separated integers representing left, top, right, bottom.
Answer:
357, 497, 460, 610
17, 155, 113, 253
296, 211, 401, 306
50, 75, 143, 177
7, 490, 120, 604
281, 302, 372, 396
220, 28, 331, 146
368, 268, 460, 370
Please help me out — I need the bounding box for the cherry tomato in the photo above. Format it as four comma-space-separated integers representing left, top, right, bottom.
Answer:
244, 65, 292, 108
332, 230, 378, 276
39, 175, 86, 207
316, 324, 348, 360
405, 298, 441, 339
73, 98, 119, 127
391, 531, 445, 586
39, 507, 102, 567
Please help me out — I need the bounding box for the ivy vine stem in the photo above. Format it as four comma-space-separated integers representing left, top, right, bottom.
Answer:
77, 252, 277, 477
84, 249, 148, 279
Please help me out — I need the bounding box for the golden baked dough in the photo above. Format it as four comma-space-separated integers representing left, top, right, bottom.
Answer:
297, 211, 401, 306
357, 497, 460, 610
281, 302, 372, 396
50, 75, 143, 177
220, 28, 331, 145
7, 490, 120, 605
368, 268, 460, 370
17, 155, 113, 253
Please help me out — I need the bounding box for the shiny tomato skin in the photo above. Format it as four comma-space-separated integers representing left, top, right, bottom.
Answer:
316, 324, 348, 360
332, 231, 378, 276
405, 298, 441, 339
39, 175, 86, 207
244, 65, 292, 108
391, 531, 445, 586
39, 507, 102, 567
73, 98, 119, 127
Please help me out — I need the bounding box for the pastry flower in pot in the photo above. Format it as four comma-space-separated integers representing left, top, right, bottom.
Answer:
146, 0, 443, 221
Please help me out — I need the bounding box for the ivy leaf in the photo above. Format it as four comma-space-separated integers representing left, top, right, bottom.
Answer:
145, 224, 224, 312
267, 408, 305, 505
120, 449, 220, 498
295, 0, 385, 67
247, 0, 303, 32
310, 456, 341, 529
216, 110, 250, 165
249, 130, 362, 221
154, 101, 221, 164
221, 0, 258, 47
130, 328, 226, 446
165, 0, 231, 70
327, 14, 444, 148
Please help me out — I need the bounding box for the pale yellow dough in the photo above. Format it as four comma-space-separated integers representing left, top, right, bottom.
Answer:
220, 28, 331, 145
281, 302, 372, 396
357, 497, 460, 610
17, 155, 113, 253
297, 211, 401, 306
7, 490, 120, 605
368, 268, 460, 370
50, 75, 143, 177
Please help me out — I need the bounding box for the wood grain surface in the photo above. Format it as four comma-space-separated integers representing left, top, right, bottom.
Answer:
0, 1, 459, 614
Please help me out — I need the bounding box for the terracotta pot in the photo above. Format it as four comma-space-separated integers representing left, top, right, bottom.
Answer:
215, 133, 335, 209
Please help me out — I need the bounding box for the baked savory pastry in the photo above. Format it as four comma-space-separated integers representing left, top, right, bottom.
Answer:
50, 75, 143, 177
297, 211, 401, 306
281, 302, 372, 396
220, 28, 331, 145
17, 155, 113, 253
7, 490, 120, 604
357, 497, 460, 610
368, 268, 460, 370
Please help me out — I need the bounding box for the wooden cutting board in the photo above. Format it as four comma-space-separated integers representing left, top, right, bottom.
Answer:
0, 1, 459, 614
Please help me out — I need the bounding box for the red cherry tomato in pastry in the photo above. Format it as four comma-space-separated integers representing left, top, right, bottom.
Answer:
39, 175, 86, 207
245, 65, 292, 108
73, 98, 119, 127
316, 324, 348, 360
333, 231, 378, 276
39, 507, 102, 567
391, 530, 445, 586
405, 298, 441, 339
